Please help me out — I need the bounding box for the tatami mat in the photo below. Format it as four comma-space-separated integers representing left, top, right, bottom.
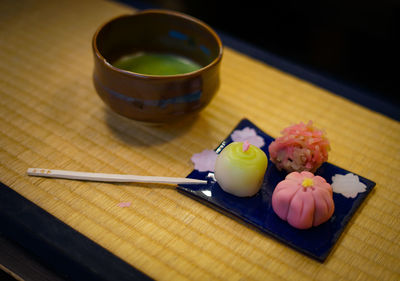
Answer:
0, 0, 399, 280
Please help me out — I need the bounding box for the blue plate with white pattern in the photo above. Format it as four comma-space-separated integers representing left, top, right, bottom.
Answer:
178, 119, 375, 261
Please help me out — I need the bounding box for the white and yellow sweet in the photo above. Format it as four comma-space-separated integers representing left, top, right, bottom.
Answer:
214, 141, 268, 197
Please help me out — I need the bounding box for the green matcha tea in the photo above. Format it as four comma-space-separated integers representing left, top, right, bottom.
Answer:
112, 52, 202, 75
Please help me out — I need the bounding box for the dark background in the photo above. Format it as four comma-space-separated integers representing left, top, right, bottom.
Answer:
123, 0, 399, 113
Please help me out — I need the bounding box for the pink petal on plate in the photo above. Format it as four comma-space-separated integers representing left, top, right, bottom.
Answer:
191, 149, 218, 172
231, 127, 265, 147
117, 202, 132, 208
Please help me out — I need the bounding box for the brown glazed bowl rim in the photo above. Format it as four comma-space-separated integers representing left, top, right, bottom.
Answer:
92, 9, 223, 80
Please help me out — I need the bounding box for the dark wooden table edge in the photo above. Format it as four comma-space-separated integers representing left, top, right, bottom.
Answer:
0, 182, 153, 281
218, 32, 400, 121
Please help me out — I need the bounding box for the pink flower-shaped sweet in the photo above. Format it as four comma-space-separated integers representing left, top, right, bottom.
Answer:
272, 171, 335, 229
231, 127, 265, 148
191, 149, 218, 172
268, 121, 330, 173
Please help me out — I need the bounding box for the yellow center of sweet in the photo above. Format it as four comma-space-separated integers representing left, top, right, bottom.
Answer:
301, 178, 314, 188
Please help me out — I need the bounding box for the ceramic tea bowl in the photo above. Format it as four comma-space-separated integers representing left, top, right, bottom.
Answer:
92, 9, 223, 123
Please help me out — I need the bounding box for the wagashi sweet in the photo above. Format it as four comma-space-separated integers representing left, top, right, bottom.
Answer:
272, 171, 335, 229
268, 121, 330, 173
214, 141, 268, 197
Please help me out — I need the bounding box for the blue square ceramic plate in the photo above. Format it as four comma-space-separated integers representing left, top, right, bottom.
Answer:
178, 119, 375, 262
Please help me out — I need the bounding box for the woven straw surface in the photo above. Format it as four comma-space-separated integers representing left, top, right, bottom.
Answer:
1, 0, 399, 280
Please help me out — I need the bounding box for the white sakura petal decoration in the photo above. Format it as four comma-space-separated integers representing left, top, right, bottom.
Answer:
231, 127, 265, 148
191, 149, 218, 172
331, 173, 367, 198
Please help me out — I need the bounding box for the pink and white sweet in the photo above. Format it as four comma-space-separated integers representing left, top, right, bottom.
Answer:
272, 171, 335, 229
268, 121, 330, 173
